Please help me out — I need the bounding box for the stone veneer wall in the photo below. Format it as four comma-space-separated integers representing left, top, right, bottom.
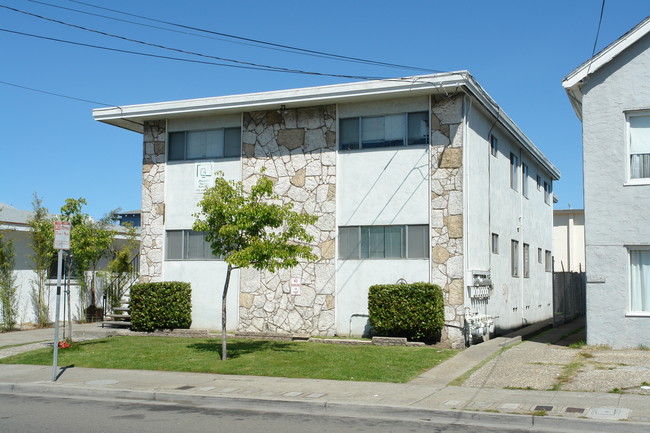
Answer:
140, 120, 166, 283
239, 105, 337, 335
430, 94, 465, 348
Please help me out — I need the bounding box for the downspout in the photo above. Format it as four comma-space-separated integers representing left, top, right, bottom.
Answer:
428, 94, 432, 286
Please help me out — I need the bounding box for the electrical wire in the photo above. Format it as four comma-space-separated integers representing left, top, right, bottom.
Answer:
0, 4, 387, 80
0, 79, 113, 106
65, 0, 439, 73
586, 0, 606, 78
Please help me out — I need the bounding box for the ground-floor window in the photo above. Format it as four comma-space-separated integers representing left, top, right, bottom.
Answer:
338, 225, 429, 259
166, 230, 219, 260
630, 249, 650, 312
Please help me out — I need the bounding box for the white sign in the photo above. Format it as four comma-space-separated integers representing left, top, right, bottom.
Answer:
290, 278, 301, 296
195, 162, 214, 193
53, 221, 71, 250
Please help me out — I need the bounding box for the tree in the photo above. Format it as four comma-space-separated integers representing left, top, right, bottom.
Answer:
27, 194, 55, 327
103, 223, 138, 310
0, 231, 18, 330
193, 172, 317, 360
60, 198, 118, 322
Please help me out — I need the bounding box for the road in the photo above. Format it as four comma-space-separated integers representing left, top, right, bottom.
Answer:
0, 393, 583, 433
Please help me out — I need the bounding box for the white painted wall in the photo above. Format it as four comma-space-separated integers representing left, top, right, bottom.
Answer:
580, 32, 650, 348
553, 210, 585, 273
465, 102, 554, 332
164, 115, 243, 331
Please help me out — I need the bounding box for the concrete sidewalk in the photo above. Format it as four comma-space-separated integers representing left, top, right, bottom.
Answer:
0, 320, 648, 430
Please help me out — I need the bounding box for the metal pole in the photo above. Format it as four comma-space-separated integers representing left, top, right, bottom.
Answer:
52, 249, 63, 382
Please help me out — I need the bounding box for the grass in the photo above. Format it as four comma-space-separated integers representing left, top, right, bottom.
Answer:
568, 340, 587, 349
0, 336, 456, 383
549, 360, 583, 391
0, 340, 48, 350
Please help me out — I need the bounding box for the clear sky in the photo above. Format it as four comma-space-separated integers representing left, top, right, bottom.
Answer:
1, 0, 648, 219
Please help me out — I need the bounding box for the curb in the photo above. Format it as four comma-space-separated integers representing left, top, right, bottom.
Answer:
1, 382, 649, 432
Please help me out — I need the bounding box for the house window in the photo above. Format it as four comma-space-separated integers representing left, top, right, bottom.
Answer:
536, 175, 542, 190
166, 230, 219, 260
491, 233, 499, 254
339, 111, 429, 150
522, 163, 529, 198
523, 243, 530, 278
629, 249, 650, 312
490, 135, 498, 157
628, 114, 650, 180
338, 225, 429, 259
510, 152, 519, 191
168, 128, 241, 161
544, 181, 551, 205
545, 250, 552, 272
511, 240, 519, 277
538, 247, 543, 264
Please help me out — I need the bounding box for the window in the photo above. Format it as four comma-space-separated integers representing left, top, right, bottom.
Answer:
338, 225, 428, 259
522, 163, 529, 198
536, 175, 542, 191
544, 181, 551, 205
339, 111, 429, 150
629, 249, 650, 312
511, 240, 519, 277
545, 250, 552, 272
523, 243, 530, 278
491, 233, 499, 254
168, 128, 241, 161
538, 247, 543, 264
628, 114, 650, 180
510, 152, 519, 191
490, 135, 498, 157
166, 230, 219, 260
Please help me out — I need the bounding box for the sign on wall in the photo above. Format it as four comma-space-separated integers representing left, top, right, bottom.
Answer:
195, 162, 214, 193
290, 278, 301, 296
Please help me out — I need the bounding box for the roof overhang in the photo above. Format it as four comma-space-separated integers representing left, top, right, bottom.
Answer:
562, 16, 650, 120
93, 70, 560, 180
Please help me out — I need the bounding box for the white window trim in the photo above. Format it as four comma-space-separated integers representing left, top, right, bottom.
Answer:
625, 111, 650, 185
627, 245, 650, 314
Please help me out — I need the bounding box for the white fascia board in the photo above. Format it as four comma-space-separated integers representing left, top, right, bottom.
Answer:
562, 16, 650, 120
0, 223, 30, 232
93, 72, 470, 129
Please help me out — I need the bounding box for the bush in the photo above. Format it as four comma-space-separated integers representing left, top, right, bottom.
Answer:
368, 282, 444, 342
130, 281, 192, 332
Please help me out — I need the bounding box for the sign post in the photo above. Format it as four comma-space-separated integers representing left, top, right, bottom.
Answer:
52, 221, 70, 382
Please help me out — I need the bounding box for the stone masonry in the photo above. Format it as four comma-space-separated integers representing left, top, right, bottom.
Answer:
140, 120, 166, 283
430, 94, 465, 348
239, 105, 337, 336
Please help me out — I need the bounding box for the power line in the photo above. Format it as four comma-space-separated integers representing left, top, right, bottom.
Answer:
66, 0, 439, 73
586, 0, 606, 78
0, 79, 113, 106
0, 27, 386, 81
0, 4, 387, 80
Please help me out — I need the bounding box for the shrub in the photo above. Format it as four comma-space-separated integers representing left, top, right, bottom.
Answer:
368, 282, 444, 342
130, 282, 192, 332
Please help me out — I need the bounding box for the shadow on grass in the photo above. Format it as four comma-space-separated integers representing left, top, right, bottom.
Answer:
188, 340, 299, 359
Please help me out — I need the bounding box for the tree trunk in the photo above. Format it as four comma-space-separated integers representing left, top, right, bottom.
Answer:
221, 264, 232, 361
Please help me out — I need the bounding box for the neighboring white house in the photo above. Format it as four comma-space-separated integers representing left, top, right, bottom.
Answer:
94, 71, 560, 348
0, 202, 137, 326
553, 209, 585, 273
563, 17, 650, 348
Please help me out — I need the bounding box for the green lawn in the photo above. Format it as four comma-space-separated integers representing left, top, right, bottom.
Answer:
0, 336, 456, 383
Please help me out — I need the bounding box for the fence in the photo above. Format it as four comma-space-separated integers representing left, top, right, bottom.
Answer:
553, 269, 586, 326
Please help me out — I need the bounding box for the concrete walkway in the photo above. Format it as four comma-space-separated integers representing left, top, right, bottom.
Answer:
0, 320, 648, 431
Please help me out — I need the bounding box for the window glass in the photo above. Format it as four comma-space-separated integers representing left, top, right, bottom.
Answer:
186, 131, 208, 159
490, 135, 498, 157
523, 243, 530, 278
491, 233, 499, 254
362, 116, 386, 148
166, 230, 183, 260
510, 153, 519, 191
384, 226, 405, 258
545, 250, 552, 272
340, 118, 360, 150
367, 226, 385, 258
224, 127, 241, 158
338, 227, 360, 259
384, 114, 405, 146
544, 181, 551, 204
629, 116, 650, 179
205, 130, 224, 159
630, 250, 650, 312
407, 225, 428, 258
511, 240, 519, 277
538, 247, 543, 264
408, 112, 429, 145
168, 132, 186, 161
522, 163, 529, 198
186, 231, 209, 259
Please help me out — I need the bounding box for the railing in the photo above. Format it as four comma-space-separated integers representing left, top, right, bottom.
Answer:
101, 254, 140, 327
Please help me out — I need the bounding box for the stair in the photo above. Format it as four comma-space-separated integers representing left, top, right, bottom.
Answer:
102, 300, 131, 328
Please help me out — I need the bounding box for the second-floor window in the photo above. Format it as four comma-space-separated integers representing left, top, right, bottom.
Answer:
339, 111, 429, 150
168, 128, 241, 161
510, 153, 519, 191
628, 114, 650, 180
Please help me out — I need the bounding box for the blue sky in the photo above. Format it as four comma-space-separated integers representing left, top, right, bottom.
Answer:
1, 0, 648, 219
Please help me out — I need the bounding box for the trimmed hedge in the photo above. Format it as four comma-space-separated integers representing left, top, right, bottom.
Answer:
368, 282, 444, 342
130, 281, 192, 332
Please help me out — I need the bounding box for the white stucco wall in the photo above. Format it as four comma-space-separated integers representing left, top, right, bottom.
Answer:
581, 33, 650, 348
465, 103, 554, 332
553, 210, 585, 273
